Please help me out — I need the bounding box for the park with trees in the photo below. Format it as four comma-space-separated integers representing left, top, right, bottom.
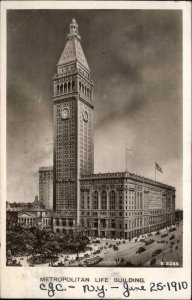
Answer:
6, 223, 90, 260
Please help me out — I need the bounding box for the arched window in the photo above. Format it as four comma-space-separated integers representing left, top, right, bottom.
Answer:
87, 88, 89, 98
93, 191, 98, 210
68, 81, 71, 91
109, 190, 116, 210
72, 80, 75, 91
85, 86, 87, 95
79, 81, 81, 91
64, 82, 67, 93
101, 190, 107, 210
60, 84, 63, 94
82, 84, 84, 93
57, 84, 60, 94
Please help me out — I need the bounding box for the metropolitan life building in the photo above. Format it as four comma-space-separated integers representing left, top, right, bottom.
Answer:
51, 19, 175, 239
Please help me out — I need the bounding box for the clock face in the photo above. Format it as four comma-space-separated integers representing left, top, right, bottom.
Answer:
61, 107, 70, 119
82, 110, 88, 122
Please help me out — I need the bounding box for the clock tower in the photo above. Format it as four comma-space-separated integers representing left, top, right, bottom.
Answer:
53, 19, 94, 231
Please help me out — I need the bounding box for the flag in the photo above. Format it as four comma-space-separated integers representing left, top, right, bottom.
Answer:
126, 146, 134, 155
155, 162, 163, 173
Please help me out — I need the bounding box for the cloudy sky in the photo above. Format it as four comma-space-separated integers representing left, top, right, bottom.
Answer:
7, 9, 182, 208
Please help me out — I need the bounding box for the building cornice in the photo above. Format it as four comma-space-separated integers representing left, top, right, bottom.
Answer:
79, 171, 175, 191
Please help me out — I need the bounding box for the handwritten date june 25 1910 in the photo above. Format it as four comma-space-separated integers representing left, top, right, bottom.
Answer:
40, 281, 188, 298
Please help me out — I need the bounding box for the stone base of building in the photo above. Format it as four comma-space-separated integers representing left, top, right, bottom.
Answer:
53, 221, 174, 239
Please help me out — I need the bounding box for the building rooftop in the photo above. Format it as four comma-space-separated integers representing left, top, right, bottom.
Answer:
80, 171, 175, 190
39, 166, 53, 171
57, 19, 90, 70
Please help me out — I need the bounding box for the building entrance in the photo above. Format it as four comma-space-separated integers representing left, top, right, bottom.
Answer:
101, 231, 106, 238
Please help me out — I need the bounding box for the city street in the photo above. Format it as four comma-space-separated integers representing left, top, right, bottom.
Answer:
96, 223, 182, 267
14, 222, 182, 267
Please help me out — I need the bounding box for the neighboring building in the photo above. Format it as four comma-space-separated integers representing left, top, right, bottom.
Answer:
6, 196, 52, 229
18, 210, 52, 229
6, 201, 34, 212
18, 212, 38, 227
39, 166, 53, 209
6, 196, 44, 212
51, 19, 175, 237
32, 195, 45, 209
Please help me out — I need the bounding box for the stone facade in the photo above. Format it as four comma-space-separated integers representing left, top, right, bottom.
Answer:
53, 18, 94, 228
18, 210, 52, 229
53, 19, 176, 238
6, 196, 52, 229
53, 172, 175, 238
39, 166, 53, 209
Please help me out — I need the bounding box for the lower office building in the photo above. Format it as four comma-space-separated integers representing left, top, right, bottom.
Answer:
53, 171, 175, 238
39, 166, 53, 210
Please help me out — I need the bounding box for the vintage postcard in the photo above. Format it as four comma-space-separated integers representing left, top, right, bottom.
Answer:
0, 1, 191, 299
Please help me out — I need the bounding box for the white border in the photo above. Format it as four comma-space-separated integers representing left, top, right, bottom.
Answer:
0, 1, 191, 299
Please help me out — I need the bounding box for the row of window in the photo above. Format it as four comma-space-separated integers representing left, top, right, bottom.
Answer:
81, 219, 144, 229
56, 149, 75, 154
81, 211, 124, 217
56, 81, 75, 95
79, 82, 92, 98
55, 219, 74, 226
39, 179, 52, 184
55, 80, 93, 99
56, 205, 75, 210
81, 190, 143, 209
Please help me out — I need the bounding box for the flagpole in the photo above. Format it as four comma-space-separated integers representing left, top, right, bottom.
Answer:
126, 146, 127, 172
155, 166, 156, 181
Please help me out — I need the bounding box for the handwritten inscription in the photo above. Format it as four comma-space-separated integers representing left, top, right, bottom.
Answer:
83, 285, 107, 298
150, 281, 188, 292
39, 281, 188, 298
40, 282, 65, 297
123, 282, 146, 298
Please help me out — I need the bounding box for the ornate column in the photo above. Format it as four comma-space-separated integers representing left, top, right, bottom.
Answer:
98, 192, 101, 237
89, 190, 92, 210
106, 191, 110, 238
106, 191, 109, 211
98, 191, 101, 210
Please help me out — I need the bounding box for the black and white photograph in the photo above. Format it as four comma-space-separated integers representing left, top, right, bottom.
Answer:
1, 1, 191, 299
5, 8, 183, 268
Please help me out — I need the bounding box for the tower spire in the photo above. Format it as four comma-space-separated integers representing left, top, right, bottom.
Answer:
67, 18, 81, 41
57, 18, 89, 70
